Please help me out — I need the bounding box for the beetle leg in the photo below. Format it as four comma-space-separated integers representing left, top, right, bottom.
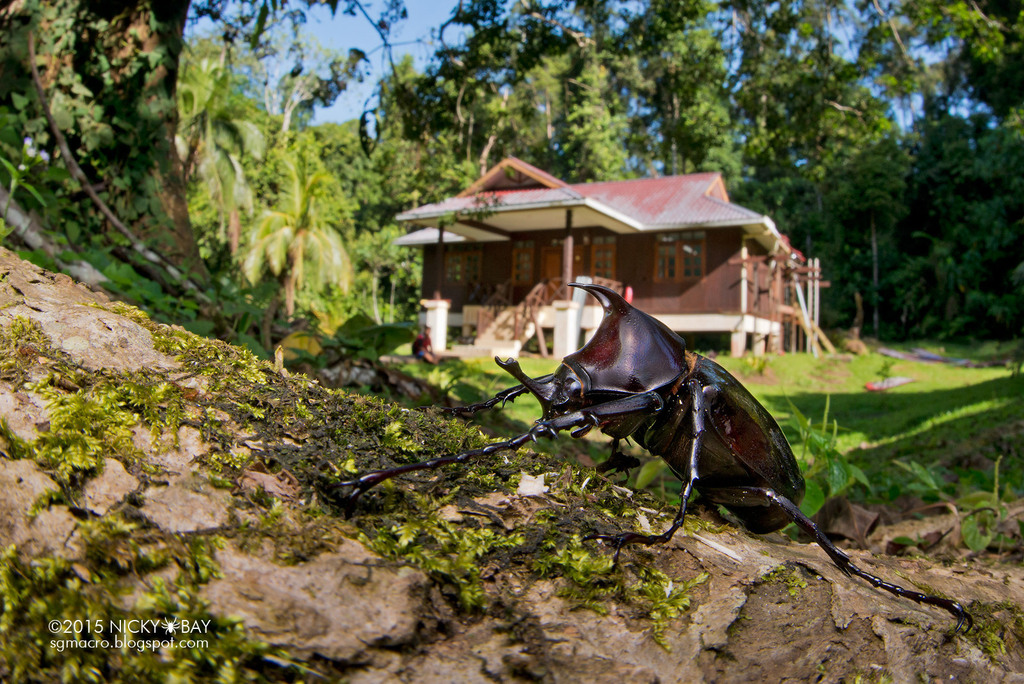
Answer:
701, 485, 973, 633
441, 382, 538, 416
595, 438, 642, 475
586, 381, 705, 563
326, 421, 558, 515
569, 413, 600, 439
534, 391, 664, 434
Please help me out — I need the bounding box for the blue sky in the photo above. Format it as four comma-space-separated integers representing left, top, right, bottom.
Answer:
303, 2, 460, 124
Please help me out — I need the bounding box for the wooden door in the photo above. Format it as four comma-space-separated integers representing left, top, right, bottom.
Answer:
540, 245, 585, 281
541, 247, 563, 281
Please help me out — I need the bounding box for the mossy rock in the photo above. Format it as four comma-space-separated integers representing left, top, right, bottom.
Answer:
1, 248, 1022, 682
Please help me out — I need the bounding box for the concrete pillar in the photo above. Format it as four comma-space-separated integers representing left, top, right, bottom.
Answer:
422, 299, 450, 352
730, 330, 747, 357
553, 300, 581, 358
752, 334, 767, 356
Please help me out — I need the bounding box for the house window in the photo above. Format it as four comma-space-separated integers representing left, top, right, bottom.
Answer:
445, 245, 482, 284
512, 240, 534, 284
591, 235, 616, 279
654, 232, 705, 282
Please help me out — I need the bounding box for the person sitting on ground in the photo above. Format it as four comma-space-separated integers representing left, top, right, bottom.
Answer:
412, 326, 439, 364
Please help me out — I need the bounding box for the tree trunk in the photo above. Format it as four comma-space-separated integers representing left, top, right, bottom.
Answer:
371, 268, 382, 324
284, 271, 297, 318
1, 0, 206, 281
871, 211, 879, 337
229, 208, 241, 255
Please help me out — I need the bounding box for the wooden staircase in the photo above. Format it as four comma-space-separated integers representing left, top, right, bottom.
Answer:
471, 278, 561, 356
456, 277, 624, 358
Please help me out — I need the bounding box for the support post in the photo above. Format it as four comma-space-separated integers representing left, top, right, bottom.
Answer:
739, 244, 749, 314
553, 300, 581, 358
813, 258, 821, 330
433, 226, 445, 300
731, 330, 747, 357
422, 299, 450, 352
752, 333, 767, 356
561, 209, 573, 299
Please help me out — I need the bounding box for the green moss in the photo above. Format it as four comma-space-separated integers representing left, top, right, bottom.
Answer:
532, 534, 708, 648
962, 600, 1024, 660
0, 525, 279, 683
634, 565, 709, 648
231, 506, 355, 566
361, 511, 524, 610
27, 381, 140, 485
0, 314, 195, 490
1, 300, 735, 668
0, 316, 54, 381
533, 534, 618, 613
761, 564, 808, 597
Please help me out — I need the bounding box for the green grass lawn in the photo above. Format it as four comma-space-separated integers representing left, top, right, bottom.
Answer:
396, 350, 1023, 510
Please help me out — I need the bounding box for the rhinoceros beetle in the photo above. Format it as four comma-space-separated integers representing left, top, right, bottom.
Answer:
331, 283, 972, 632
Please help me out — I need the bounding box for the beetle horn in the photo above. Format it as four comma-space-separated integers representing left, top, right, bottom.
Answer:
568, 282, 631, 316
564, 282, 688, 394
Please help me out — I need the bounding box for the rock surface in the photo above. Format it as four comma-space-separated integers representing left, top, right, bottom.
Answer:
1, 247, 1022, 682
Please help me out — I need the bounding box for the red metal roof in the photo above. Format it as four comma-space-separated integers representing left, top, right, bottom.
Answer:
575, 174, 763, 228
395, 158, 786, 252
400, 168, 762, 229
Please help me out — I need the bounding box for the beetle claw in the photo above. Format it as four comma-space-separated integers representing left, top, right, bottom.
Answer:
570, 424, 593, 439
530, 423, 556, 441
571, 413, 600, 439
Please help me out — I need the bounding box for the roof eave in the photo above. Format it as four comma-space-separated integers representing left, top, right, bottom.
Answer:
396, 197, 785, 251
396, 195, 587, 224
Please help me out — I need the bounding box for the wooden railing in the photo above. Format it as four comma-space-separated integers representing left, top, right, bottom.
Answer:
474, 276, 624, 356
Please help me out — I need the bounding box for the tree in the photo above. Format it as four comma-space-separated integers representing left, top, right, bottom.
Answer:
0, 0, 406, 315
243, 151, 353, 327
557, 55, 628, 181
613, 0, 734, 176
893, 109, 1024, 338
176, 57, 265, 255
826, 136, 910, 337
0, 0, 202, 278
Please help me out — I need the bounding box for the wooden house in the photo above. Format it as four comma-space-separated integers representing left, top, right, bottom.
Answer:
395, 158, 822, 358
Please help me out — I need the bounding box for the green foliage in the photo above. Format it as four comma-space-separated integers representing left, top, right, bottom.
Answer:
323, 313, 416, 362
0, 0, 196, 265
0, 131, 50, 239
242, 148, 353, 317
788, 397, 869, 516
896, 455, 1017, 554
176, 55, 265, 248
2, 0, 1024, 354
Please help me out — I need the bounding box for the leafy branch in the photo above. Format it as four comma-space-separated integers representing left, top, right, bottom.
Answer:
26, 31, 210, 304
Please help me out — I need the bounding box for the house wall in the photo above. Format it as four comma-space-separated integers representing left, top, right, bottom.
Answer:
421, 227, 772, 317
422, 241, 513, 311
617, 228, 745, 314
746, 239, 775, 316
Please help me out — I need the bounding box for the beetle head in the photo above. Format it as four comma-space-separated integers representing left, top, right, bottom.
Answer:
563, 283, 688, 394
496, 357, 584, 417
494, 284, 686, 415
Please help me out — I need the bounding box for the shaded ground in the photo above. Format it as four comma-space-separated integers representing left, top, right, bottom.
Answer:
1, 247, 1022, 682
